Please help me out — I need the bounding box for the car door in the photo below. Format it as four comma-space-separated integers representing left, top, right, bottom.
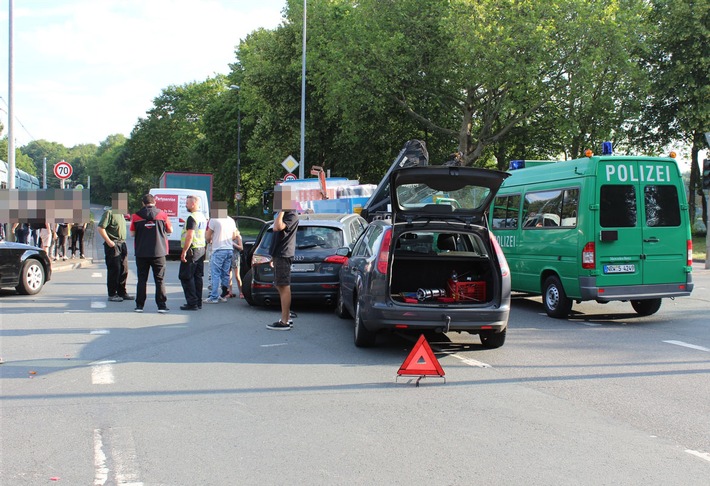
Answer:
340, 225, 381, 305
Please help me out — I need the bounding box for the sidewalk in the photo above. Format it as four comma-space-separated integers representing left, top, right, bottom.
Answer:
50, 255, 97, 273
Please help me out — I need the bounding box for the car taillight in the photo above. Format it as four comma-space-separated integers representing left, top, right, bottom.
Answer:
489, 231, 509, 277
324, 255, 348, 265
252, 254, 272, 266
582, 242, 595, 269
687, 239, 692, 266
376, 229, 392, 274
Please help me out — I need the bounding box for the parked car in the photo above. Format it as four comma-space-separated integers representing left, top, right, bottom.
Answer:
336, 164, 512, 348
0, 241, 52, 295
231, 215, 268, 280
243, 213, 368, 306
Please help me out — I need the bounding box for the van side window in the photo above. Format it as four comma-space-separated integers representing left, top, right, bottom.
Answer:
645, 185, 680, 227
600, 185, 636, 227
522, 188, 578, 229
492, 194, 520, 229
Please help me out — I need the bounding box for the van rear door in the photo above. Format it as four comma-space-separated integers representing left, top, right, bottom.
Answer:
638, 161, 688, 285
596, 158, 687, 287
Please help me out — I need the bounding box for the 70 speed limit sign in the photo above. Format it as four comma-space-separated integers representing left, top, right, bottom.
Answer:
54, 160, 73, 180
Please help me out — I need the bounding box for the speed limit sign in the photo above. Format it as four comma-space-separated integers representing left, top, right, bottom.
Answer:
54, 160, 73, 180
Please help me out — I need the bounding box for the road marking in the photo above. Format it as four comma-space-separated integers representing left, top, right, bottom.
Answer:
91, 301, 107, 309
92, 272, 103, 278
261, 343, 289, 348
90, 329, 110, 335
663, 340, 710, 352
91, 360, 116, 385
94, 429, 109, 485
94, 428, 144, 485
445, 352, 492, 368
685, 449, 710, 462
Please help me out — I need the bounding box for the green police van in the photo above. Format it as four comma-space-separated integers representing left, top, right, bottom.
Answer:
490, 144, 694, 318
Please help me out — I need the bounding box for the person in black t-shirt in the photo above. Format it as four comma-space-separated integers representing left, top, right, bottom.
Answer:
266, 185, 300, 331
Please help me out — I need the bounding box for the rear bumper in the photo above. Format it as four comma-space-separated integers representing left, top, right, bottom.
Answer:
363, 299, 510, 334
579, 276, 694, 301
251, 280, 340, 305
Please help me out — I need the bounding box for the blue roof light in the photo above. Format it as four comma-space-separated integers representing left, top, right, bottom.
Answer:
602, 142, 613, 155
509, 160, 526, 170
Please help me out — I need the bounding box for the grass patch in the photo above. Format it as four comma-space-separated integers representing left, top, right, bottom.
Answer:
692, 234, 707, 262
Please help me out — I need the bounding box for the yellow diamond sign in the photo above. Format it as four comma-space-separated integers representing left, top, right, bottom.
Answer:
281, 155, 299, 174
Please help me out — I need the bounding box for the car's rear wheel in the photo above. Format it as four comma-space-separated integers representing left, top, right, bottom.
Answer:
16, 259, 45, 295
242, 269, 255, 306
480, 329, 506, 349
335, 286, 350, 319
631, 298, 662, 316
543, 276, 572, 318
354, 295, 376, 347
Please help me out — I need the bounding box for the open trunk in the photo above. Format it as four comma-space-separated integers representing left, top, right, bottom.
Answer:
389, 231, 497, 306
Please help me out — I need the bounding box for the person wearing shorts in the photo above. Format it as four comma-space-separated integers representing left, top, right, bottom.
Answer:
266, 203, 299, 330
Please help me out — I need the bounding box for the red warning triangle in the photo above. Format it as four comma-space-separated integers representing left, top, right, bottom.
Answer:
398, 334, 445, 376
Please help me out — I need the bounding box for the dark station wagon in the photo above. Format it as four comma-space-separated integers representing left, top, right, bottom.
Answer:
336, 143, 512, 348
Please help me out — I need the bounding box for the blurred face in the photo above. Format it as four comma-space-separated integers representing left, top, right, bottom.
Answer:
112, 193, 128, 214
273, 185, 298, 211
211, 201, 228, 218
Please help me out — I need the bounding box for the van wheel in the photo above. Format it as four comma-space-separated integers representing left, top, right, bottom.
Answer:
242, 269, 255, 306
480, 329, 506, 349
335, 287, 351, 319
16, 259, 45, 295
354, 296, 376, 347
543, 276, 572, 318
631, 298, 662, 316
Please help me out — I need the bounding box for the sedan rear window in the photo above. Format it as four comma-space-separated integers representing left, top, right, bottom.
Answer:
260, 226, 344, 250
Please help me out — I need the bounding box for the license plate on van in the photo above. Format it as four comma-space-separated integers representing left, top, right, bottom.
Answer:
603, 264, 635, 274
291, 263, 315, 272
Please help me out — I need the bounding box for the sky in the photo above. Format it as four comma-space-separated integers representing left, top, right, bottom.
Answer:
0, 0, 287, 148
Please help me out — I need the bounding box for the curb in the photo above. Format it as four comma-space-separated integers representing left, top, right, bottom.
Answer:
51, 258, 97, 273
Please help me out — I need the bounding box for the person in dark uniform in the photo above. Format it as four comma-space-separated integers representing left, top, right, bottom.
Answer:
130, 194, 172, 313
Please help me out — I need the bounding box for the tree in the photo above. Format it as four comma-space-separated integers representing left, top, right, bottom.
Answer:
641, 0, 710, 228
127, 77, 227, 183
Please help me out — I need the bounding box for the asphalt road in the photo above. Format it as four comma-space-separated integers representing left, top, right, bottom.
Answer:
1, 256, 709, 485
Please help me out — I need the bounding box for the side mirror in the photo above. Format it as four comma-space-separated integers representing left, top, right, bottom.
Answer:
335, 246, 350, 257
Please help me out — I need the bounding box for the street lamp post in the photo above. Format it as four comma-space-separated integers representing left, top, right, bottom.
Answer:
229, 85, 241, 217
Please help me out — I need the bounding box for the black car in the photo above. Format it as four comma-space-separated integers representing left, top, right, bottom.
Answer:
0, 241, 52, 295
336, 145, 512, 348
243, 213, 367, 306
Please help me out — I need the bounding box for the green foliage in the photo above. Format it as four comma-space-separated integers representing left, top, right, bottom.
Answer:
126, 77, 227, 182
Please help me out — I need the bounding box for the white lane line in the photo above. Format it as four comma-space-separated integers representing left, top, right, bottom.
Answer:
91, 360, 116, 385
112, 427, 144, 486
685, 449, 710, 462
91, 272, 103, 278
663, 340, 710, 352
444, 352, 492, 368
94, 429, 109, 485
261, 343, 289, 347
91, 301, 107, 309
90, 329, 110, 335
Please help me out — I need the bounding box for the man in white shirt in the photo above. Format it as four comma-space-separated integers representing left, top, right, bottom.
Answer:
204, 203, 238, 303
